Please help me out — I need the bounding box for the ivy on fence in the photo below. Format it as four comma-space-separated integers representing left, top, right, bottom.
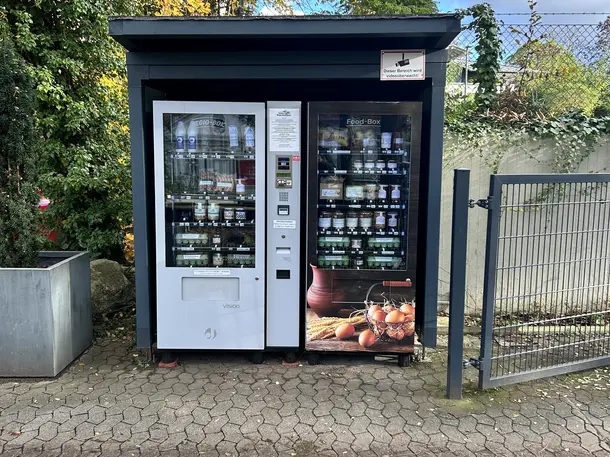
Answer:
447, 2, 610, 174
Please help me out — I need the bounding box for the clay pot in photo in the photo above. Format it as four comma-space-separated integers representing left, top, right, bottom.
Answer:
307, 264, 345, 317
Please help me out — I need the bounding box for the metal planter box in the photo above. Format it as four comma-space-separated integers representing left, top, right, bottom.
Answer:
0, 252, 92, 377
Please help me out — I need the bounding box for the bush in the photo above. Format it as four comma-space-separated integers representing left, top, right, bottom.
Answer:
3, 1, 133, 261
0, 37, 41, 268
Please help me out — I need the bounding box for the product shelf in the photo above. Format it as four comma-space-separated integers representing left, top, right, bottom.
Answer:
169, 152, 255, 160
173, 246, 255, 252
166, 193, 256, 203
318, 169, 408, 176
317, 229, 404, 236
318, 202, 405, 210
172, 221, 255, 228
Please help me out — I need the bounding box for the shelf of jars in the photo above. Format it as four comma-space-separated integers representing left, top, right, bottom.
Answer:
317, 229, 405, 236
315, 256, 406, 270
317, 249, 405, 256
173, 246, 254, 252
318, 169, 407, 176
170, 152, 255, 160
166, 193, 255, 203
175, 253, 255, 268
317, 148, 409, 156
172, 221, 255, 228
319, 202, 406, 210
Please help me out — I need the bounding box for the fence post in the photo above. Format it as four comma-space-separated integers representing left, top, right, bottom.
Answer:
447, 168, 470, 400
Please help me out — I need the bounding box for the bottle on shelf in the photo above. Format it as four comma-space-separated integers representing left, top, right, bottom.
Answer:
175, 120, 186, 152
236, 178, 246, 195
392, 132, 404, 153
228, 116, 241, 154
374, 211, 386, 231
378, 184, 388, 202
387, 211, 399, 231
391, 185, 401, 203
187, 121, 197, 152
381, 132, 392, 151
244, 125, 255, 153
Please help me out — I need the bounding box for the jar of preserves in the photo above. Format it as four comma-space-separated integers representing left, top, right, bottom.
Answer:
353, 159, 363, 171
346, 211, 359, 229
212, 233, 222, 245
235, 208, 247, 221
345, 185, 364, 201
332, 212, 346, 230
375, 211, 386, 230
208, 203, 220, 221
194, 203, 206, 222
223, 207, 235, 221
364, 160, 375, 171
387, 160, 398, 171
319, 211, 333, 229
213, 253, 224, 266
198, 252, 210, 266
364, 184, 377, 200
359, 211, 373, 230
376, 160, 386, 170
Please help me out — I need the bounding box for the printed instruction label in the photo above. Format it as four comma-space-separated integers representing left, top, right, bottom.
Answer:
273, 219, 297, 229
269, 108, 300, 152
380, 50, 425, 81
193, 269, 231, 276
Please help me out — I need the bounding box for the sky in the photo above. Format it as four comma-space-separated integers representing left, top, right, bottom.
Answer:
438, 0, 610, 24
260, 0, 610, 22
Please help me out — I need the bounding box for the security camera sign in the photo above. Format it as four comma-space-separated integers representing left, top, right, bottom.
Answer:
380, 50, 425, 81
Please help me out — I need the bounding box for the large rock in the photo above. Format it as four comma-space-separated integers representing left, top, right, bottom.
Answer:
90, 259, 133, 315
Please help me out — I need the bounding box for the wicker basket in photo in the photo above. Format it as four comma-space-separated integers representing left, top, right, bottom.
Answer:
364, 281, 415, 343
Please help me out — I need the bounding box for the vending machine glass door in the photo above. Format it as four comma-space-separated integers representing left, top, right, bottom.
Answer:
153, 101, 265, 350
306, 102, 422, 354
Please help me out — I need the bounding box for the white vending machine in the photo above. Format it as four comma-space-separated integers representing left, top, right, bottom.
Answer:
153, 101, 301, 354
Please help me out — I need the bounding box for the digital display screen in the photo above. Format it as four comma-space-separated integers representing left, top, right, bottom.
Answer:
277, 157, 291, 171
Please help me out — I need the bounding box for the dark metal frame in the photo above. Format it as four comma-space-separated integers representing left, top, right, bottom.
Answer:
446, 169, 470, 399
479, 173, 610, 389
111, 16, 460, 351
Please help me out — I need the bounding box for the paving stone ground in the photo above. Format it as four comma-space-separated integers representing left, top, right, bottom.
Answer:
1, 335, 610, 456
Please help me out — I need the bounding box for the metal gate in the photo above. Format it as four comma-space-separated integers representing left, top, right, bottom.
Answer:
479, 174, 610, 389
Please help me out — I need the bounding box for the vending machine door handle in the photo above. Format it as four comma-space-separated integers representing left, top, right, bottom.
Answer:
382, 280, 412, 287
